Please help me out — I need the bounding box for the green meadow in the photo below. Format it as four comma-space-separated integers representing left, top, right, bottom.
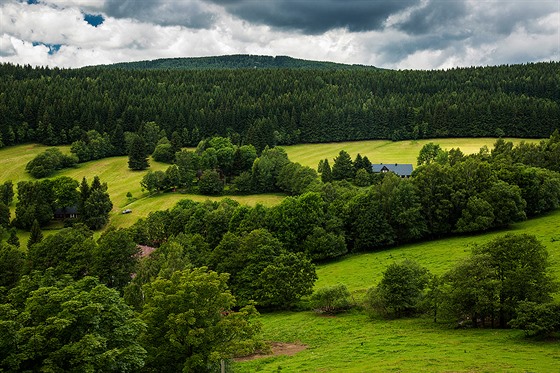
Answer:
236, 209, 560, 372
0, 144, 284, 232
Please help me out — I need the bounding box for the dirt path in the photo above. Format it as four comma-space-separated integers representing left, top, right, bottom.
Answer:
234, 342, 308, 362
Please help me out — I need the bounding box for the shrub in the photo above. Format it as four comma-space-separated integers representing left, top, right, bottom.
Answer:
310, 283, 352, 314
510, 301, 560, 337
26, 148, 78, 178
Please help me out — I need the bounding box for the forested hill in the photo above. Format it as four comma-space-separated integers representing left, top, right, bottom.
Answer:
94, 55, 375, 70
0, 61, 558, 149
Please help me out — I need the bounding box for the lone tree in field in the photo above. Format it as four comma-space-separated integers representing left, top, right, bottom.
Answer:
128, 134, 149, 171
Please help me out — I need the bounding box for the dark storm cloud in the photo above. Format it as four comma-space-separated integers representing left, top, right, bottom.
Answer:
103, 0, 216, 29
396, 0, 468, 35
205, 0, 420, 34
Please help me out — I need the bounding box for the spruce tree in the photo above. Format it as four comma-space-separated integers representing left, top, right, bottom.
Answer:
321, 159, 333, 183
82, 177, 113, 230
332, 150, 355, 181
128, 134, 149, 170
7, 228, 20, 248
78, 177, 90, 217
28, 219, 43, 248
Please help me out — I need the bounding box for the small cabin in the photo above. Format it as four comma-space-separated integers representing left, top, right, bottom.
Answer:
372, 163, 413, 178
53, 206, 79, 220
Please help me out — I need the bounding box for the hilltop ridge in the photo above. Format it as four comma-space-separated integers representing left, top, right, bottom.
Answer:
94, 54, 378, 70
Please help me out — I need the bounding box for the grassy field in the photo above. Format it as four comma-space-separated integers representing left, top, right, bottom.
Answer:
2, 140, 559, 371
0, 144, 284, 233
284, 138, 538, 169
236, 209, 560, 372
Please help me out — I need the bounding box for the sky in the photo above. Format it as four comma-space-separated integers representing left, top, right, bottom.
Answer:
0, 0, 559, 70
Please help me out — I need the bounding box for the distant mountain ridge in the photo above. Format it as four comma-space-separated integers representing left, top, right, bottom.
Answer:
97, 54, 378, 70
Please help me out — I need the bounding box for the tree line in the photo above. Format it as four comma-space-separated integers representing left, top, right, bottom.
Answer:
1, 61, 558, 151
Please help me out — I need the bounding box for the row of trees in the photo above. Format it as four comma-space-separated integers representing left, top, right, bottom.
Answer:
9, 176, 112, 230
1, 62, 558, 150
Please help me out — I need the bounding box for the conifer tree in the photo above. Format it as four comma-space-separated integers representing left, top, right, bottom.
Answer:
321, 159, 333, 183
7, 228, 20, 248
27, 219, 43, 248
82, 177, 113, 230
128, 134, 149, 170
332, 150, 355, 181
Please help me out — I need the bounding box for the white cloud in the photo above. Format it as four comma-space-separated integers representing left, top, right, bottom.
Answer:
0, 0, 558, 69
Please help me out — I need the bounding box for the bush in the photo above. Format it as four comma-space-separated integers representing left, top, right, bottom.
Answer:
365, 259, 430, 318
510, 301, 560, 337
310, 283, 352, 314
152, 143, 175, 163
26, 148, 78, 178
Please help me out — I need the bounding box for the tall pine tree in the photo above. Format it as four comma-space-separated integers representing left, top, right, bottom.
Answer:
128, 134, 149, 170
27, 219, 43, 248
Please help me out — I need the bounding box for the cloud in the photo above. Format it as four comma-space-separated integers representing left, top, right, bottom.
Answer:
395, 0, 468, 35
205, 0, 420, 34
0, 0, 558, 70
102, 0, 218, 29
0, 35, 17, 57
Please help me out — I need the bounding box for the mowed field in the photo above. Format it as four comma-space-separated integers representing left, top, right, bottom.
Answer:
284, 137, 538, 169
237, 209, 560, 372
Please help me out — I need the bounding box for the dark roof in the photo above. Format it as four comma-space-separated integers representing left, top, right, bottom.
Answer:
372, 163, 413, 177
54, 206, 79, 214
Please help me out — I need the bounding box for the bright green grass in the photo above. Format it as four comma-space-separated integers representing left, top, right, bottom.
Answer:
284, 138, 538, 169
0, 144, 284, 243
237, 311, 559, 372
237, 210, 560, 372
316, 209, 560, 294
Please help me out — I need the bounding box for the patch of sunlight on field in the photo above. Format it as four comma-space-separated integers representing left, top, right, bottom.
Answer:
284, 138, 539, 169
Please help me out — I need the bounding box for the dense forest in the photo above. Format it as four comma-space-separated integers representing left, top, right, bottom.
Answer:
97, 54, 375, 70
0, 60, 558, 150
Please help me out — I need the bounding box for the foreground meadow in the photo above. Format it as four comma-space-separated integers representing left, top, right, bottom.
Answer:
236, 209, 560, 372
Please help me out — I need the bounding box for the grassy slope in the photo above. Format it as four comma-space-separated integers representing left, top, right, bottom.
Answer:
284, 138, 536, 169
237, 210, 560, 372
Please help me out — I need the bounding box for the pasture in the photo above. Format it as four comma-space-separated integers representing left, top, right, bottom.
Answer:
236, 209, 560, 372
